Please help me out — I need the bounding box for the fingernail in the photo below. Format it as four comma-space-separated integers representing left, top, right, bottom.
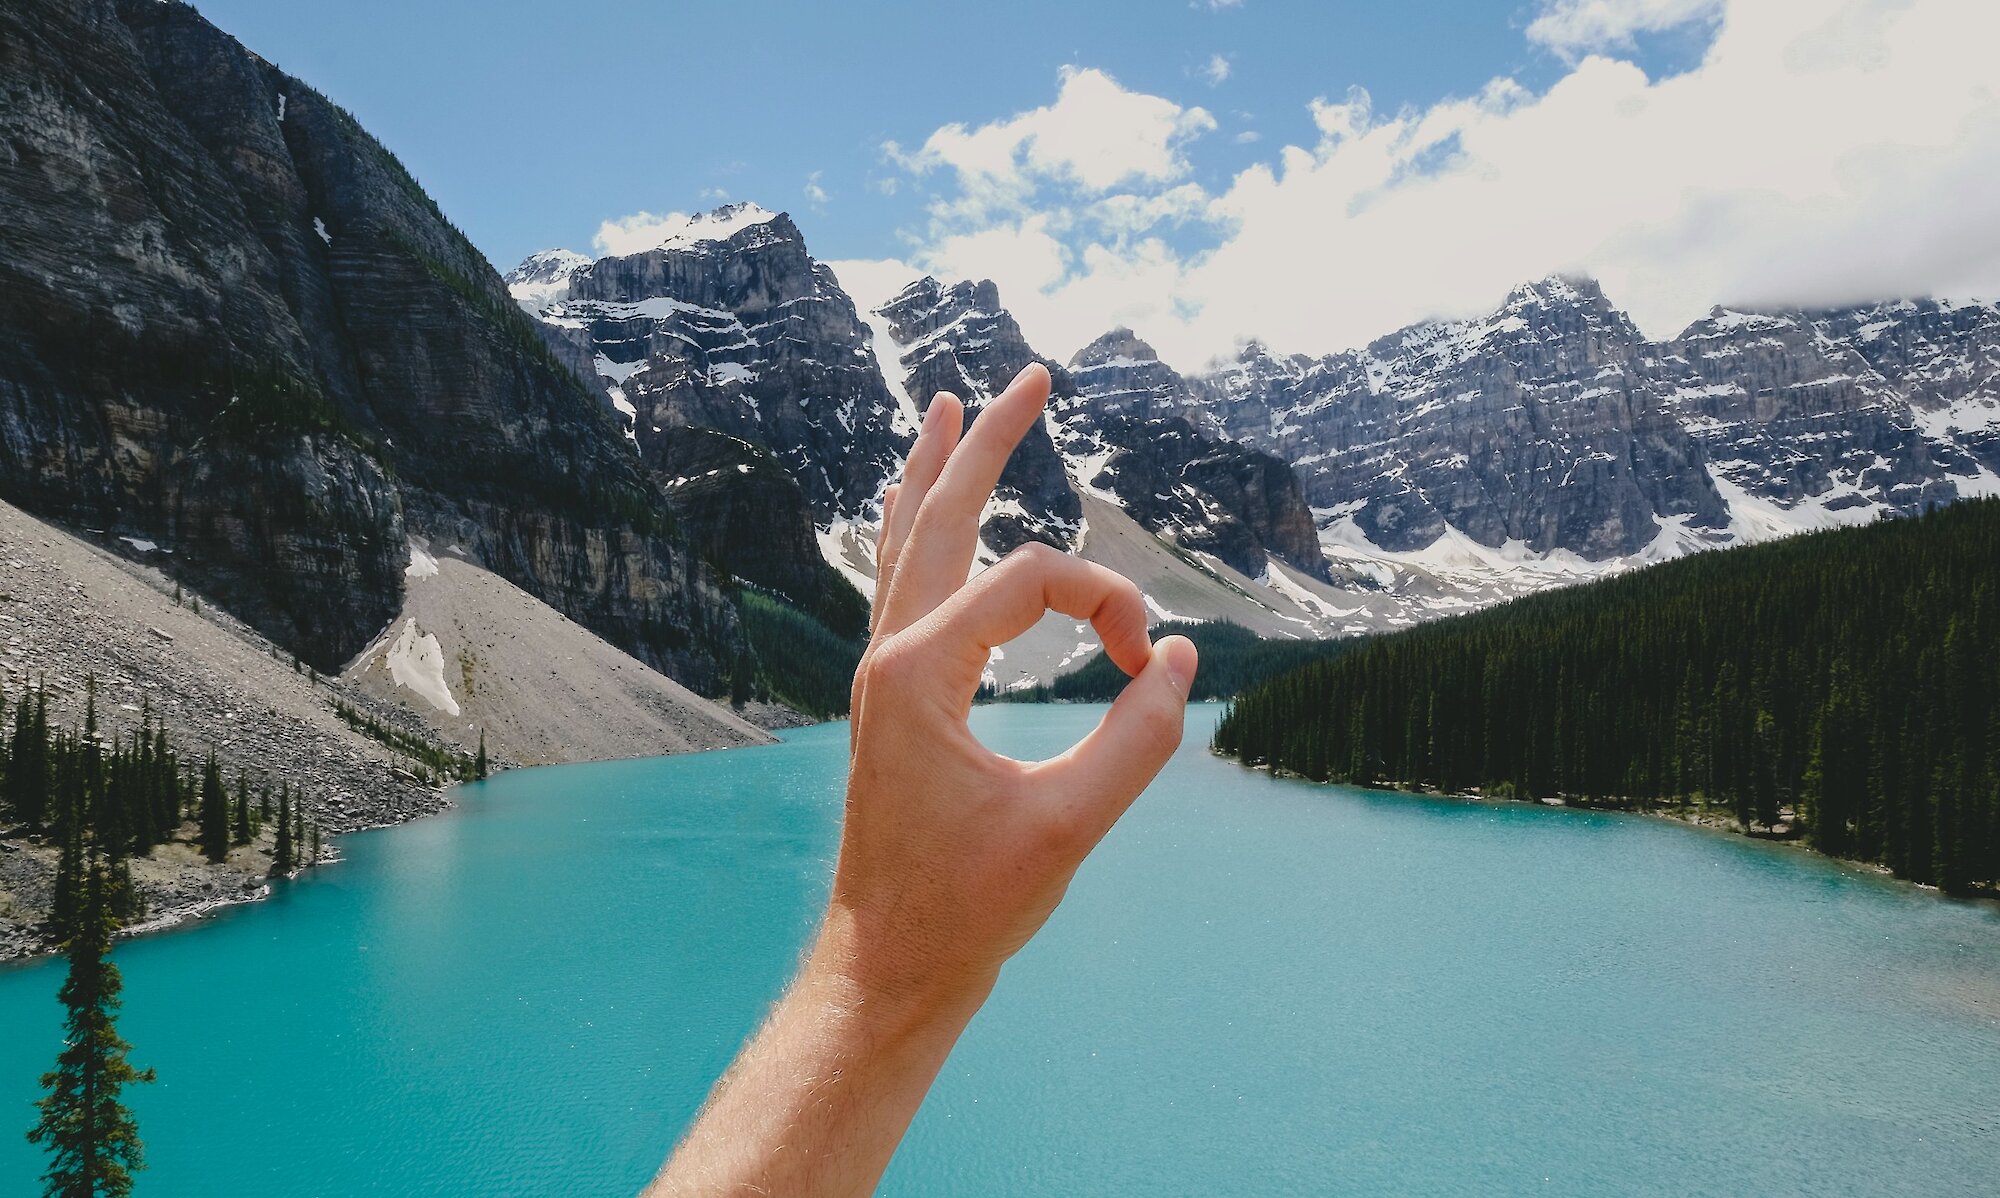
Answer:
1160, 636, 1197, 698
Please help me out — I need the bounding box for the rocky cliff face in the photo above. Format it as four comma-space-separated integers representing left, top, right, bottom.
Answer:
1664, 308, 1946, 515
508, 207, 890, 630
873, 278, 1084, 555
1182, 277, 1997, 559
0, 0, 742, 684
1061, 331, 1331, 581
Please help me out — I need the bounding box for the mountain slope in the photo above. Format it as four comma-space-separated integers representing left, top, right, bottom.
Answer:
341, 544, 771, 766
506, 207, 886, 632
0, 0, 741, 685
1183, 278, 1999, 563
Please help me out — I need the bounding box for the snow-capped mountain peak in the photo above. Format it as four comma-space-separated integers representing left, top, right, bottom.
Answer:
503, 248, 589, 312
649, 202, 781, 252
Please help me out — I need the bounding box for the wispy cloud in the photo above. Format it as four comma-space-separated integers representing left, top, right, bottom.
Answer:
804, 170, 830, 204
1527, 0, 1726, 57
1202, 54, 1232, 85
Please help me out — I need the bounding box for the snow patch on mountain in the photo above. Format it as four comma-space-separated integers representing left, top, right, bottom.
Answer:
383, 618, 460, 717
504, 249, 590, 313
648, 202, 779, 252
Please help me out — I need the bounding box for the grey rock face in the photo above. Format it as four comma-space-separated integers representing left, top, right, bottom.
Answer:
0, 0, 740, 683
1066, 328, 1189, 421
1806, 299, 2000, 475
547, 208, 909, 521
1060, 331, 1331, 580
874, 278, 1082, 554
509, 208, 896, 627
1182, 276, 1998, 558
1663, 309, 1946, 514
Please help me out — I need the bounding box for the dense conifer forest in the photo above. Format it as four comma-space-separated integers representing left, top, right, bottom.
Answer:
0, 681, 329, 939
1213, 500, 2000, 895
734, 591, 863, 719
992, 621, 1356, 704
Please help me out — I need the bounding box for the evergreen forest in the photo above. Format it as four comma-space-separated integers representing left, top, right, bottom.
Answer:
1213, 500, 2000, 894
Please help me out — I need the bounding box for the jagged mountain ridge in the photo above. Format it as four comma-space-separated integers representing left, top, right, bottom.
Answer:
1181, 278, 1999, 563
506, 206, 893, 630
513, 205, 2000, 679
0, 0, 743, 686
1060, 330, 1332, 583
873, 277, 1083, 555
509, 220, 1321, 607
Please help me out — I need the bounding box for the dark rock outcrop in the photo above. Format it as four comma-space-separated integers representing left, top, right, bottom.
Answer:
0, 0, 739, 683
508, 208, 898, 627
551, 207, 909, 520
875, 278, 1082, 554
1061, 331, 1331, 580
651, 427, 867, 636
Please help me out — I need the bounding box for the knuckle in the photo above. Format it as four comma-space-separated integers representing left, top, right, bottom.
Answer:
863, 641, 913, 688
1006, 541, 1059, 572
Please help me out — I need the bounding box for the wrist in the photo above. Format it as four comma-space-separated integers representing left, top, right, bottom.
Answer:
805, 901, 998, 1052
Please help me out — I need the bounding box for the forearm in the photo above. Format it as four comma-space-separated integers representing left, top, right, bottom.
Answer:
645, 909, 993, 1197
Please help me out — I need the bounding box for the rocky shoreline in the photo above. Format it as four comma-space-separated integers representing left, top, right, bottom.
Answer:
0, 501, 457, 961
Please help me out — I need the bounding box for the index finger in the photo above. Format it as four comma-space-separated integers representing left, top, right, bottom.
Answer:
877, 363, 1051, 638
905, 542, 1152, 704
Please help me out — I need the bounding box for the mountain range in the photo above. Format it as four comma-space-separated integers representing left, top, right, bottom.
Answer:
508, 209, 1999, 687
6, 0, 1999, 720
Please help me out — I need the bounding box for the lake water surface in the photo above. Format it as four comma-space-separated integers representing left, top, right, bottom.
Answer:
2, 704, 1997, 1195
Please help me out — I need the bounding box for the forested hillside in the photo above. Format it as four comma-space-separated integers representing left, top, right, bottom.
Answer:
1213, 501, 2000, 894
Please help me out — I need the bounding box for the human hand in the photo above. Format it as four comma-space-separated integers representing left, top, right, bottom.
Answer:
825, 362, 1199, 1020
647, 363, 1195, 1197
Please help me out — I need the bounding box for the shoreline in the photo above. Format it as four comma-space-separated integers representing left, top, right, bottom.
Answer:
0, 716, 818, 967
1227, 754, 2000, 906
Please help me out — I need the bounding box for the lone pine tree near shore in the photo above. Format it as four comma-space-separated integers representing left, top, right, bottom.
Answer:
27, 862, 155, 1198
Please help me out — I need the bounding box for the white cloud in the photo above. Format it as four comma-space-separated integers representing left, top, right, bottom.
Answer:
826, 256, 926, 317
889, 66, 1215, 219
593, 210, 689, 256
1527, 0, 1726, 55
872, 0, 2000, 374
1203, 54, 1233, 85
805, 170, 830, 204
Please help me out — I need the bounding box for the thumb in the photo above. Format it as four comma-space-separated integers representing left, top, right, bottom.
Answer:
1033, 635, 1197, 832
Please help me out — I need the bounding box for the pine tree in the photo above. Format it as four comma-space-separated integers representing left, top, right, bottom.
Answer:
474, 730, 488, 780
7, 686, 51, 830
27, 861, 155, 1198
1211, 498, 2000, 890
231, 772, 252, 846
48, 782, 86, 944
270, 786, 294, 877
197, 755, 229, 864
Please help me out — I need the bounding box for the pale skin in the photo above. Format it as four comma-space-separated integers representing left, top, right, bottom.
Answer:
644, 363, 1198, 1197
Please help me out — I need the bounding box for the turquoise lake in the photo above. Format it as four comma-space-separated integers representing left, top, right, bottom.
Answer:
3, 703, 1998, 1195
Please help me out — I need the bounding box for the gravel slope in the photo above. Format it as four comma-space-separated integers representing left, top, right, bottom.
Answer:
0, 501, 770, 959
341, 545, 772, 766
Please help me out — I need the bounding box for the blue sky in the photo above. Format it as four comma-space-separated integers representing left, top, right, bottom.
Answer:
194, 0, 2000, 368
196, 0, 1694, 267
